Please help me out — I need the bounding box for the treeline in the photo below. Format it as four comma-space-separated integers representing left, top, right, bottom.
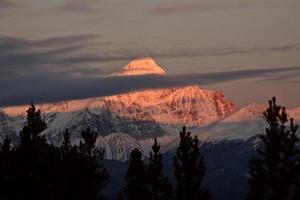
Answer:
0, 97, 300, 200
0, 103, 109, 200
248, 98, 300, 200
0, 103, 209, 200
121, 126, 210, 200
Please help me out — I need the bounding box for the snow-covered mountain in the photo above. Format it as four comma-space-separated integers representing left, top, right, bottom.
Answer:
1, 101, 299, 161
0, 57, 234, 136
0, 111, 24, 144
162, 103, 300, 153
114, 56, 166, 76
0, 83, 234, 143
193, 103, 300, 142
103, 86, 234, 127
195, 103, 267, 141
0, 57, 299, 161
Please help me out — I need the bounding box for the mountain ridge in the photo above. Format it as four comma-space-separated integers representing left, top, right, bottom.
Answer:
0, 57, 299, 162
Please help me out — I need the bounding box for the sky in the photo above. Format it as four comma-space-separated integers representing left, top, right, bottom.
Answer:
1, 0, 300, 108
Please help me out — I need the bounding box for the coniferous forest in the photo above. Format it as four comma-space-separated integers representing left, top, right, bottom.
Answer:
0, 98, 300, 200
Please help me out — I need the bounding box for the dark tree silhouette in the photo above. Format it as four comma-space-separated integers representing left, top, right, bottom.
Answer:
248, 97, 300, 200
16, 102, 54, 200
0, 135, 14, 199
1, 102, 60, 200
57, 127, 109, 200
147, 138, 173, 200
124, 148, 150, 200
173, 126, 210, 200
79, 127, 99, 156
78, 127, 109, 200
20, 102, 47, 145
0, 104, 109, 200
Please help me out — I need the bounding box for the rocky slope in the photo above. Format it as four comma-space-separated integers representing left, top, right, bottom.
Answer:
104, 85, 235, 127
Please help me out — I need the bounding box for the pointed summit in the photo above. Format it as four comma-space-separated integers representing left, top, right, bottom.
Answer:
115, 56, 166, 76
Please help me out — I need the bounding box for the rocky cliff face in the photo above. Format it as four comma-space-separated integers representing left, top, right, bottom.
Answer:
104, 86, 235, 127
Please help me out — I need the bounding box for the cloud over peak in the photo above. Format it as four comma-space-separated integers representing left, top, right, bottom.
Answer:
1, 65, 300, 107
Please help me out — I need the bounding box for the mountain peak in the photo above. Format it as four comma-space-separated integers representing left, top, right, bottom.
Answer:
115, 56, 166, 76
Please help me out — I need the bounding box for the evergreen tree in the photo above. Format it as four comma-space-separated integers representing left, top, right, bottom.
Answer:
173, 126, 210, 200
115, 193, 124, 200
54, 128, 77, 200
0, 136, 14, 199
20, 102, 47, 145
0, 104, 110, 200
58, 127, 109, 200
79, 127, 109, 200
124, 148, 149, 200
79, 127, 99, 156
248, 97, 300, 200
147, 138, 173, 200
14, 102, 53, 200
293, 161, 300, 199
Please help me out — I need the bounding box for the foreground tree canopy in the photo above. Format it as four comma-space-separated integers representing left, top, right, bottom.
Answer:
0, 103, 109, 200
173, 126, 210, 200
248, 97, 300, 200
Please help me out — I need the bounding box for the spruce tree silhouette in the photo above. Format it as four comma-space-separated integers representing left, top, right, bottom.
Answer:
79, 127, 99, 156
124, 148, 150, 200
79, 127, 109, 200
248, 97, 300, 200
147, 138, 173, 200
0, 104, 109, 200
0, 135, 14, 199
11, 102, 59, 200
20, 102, 47, 144
55, 128, 79, 200
58, 127, 109, 200
173, 126, 210, 200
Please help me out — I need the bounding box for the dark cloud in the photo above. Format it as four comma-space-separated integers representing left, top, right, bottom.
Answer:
149, 2, 207, 14
1, 34, 300, 107
83, 16, 104, 23
52, 43, 300, 65
1, 66, 300, 107
1, 35, 300, 78
266, 43, 300, 52
0, 0, 16, 9
33, 34, 98, 47
0, 34, 97, 52
56, 0, 102, 13
150, 44, 300, 58
280, 80, 300, 84
0, 34, 99, 75
148, 1, 265, 15
254, 72, 300, 84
